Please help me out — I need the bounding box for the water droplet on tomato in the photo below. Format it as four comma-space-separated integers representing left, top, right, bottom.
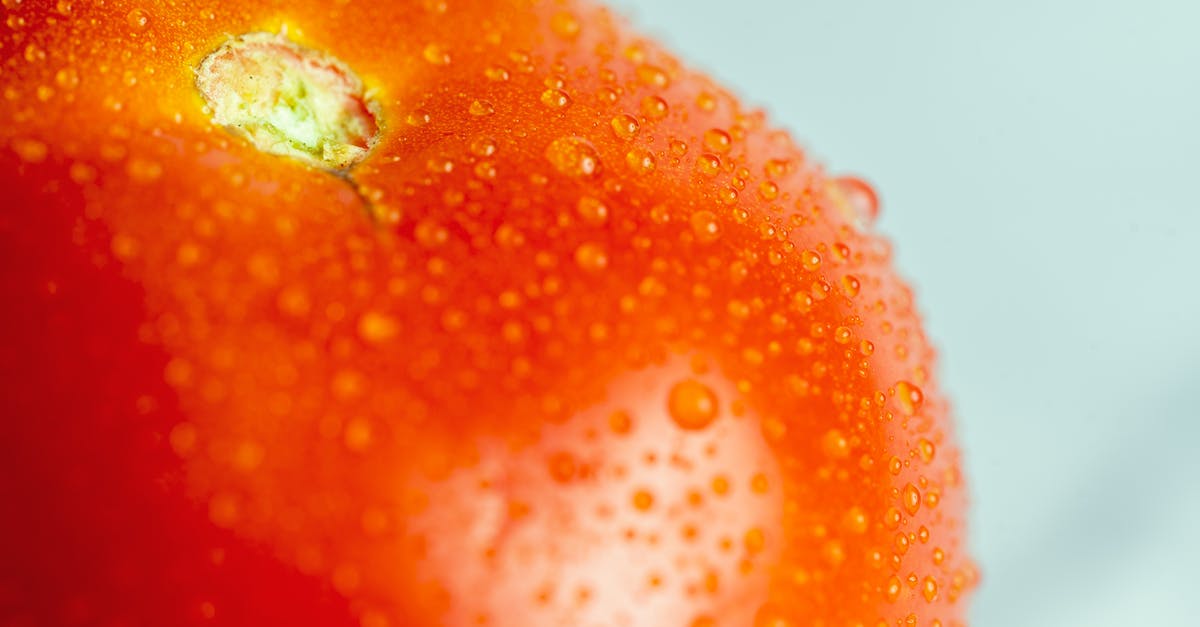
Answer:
832, 175, 880, 227
922, 576, 939, 602
422, 43, 451, 65
110, 233, 140, 260
703, 128, 732, 153
609, 113, 639, 140
484, 65, 510, 82
469, 135, 497, 156
794, 251, 818, 273
125, 8, 150, 31
932, 547, 946, 565
54, 67, 79, 89
549, 11, 581, 39
882, 507, 902, 531
625, 148, 656, 174
540, 88, 571, 109
668, 379, 718, 430
903, 483, 921, 515
840, 274, 861, 298
690, 210, 721, 244
917, 438, 936, 463
576, 196, 608, 226
641, 95, 669, 119
573, 242, 608, 272
765, 158, 791, 178
11, 138, 47, 163
758, 180, 779, 201
695, 153, 721, 176
545, 136, 601, 178
843, 506, 869, 534
358, 311, 399, 344
636, 64, 669, 87
343, 417, 372, 451
744, 527, 766, 553
406, 108, 432, 126
468, 100, 495, 116
547, 451, 577, 482
208, 493, 240, 528
821, 429, 849, 459
894, 381, 924, 416
608, 410, 633, 434
885, 575, 903, 602
23, 43, 46, 63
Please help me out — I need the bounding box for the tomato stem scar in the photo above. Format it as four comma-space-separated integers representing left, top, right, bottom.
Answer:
196, 32, 380, 171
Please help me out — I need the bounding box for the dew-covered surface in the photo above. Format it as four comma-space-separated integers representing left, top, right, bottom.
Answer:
606, 1, 1200, 625
1, 1, 976, 625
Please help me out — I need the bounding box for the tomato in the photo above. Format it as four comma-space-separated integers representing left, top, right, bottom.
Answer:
0, 1, 976, 625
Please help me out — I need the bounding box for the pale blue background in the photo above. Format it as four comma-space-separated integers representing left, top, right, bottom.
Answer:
609, 1, 1200, 625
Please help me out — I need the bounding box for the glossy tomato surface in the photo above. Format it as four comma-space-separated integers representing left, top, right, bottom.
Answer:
0, 1, 976, 625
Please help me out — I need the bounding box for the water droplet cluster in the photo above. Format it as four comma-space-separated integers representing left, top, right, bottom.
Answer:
0, 1, 975, 625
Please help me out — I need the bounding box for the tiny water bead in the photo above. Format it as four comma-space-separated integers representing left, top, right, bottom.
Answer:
406, 108, 433, 126
484, 65, 510, 82
54, 67, 80, 90
695, 153, 722, 177
545, 136, 602, 178
689, 210, 721, 244
549, 11, 581, 39
902, 483, 921, 516
625, 148, 656, 174
820, 429, 849, 459
668, 379, 719, 430
843, 507, 869, 534
468, 100, 495, 116
641, 95, 669, 119
893, 381, 924, 416
357, 311, 399, 344
635, 64, 670, 88
609, 114, 639, 140
831, 176, 880, 227
11, 138, 48, 163
840, 275, 861, 298
917, 438, 936, 463
922, 576, 939, 603
799, 249, 821, 272
125, 7, 150, 31
608, 410, 633, 434
757, 180, 779, 201
573, 242, 608, 272
764, 158, 791, 178
703, 129, 732, 154
547, 451, 576, 482
576, 196, 609, 226
422, 43, 451, 66
540, 88, 571, 109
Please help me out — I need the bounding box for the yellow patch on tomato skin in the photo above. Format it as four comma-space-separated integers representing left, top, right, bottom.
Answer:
196, 32, 381, 171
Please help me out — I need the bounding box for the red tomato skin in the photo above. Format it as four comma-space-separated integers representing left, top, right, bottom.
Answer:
1, 1, 976, 625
